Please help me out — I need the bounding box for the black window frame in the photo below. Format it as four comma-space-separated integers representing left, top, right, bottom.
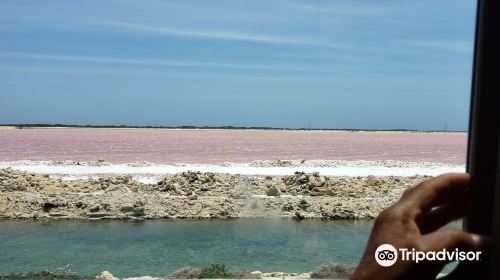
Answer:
448, 0, 500, 278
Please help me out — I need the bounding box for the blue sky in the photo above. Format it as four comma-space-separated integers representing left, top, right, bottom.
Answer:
0, 0, 477, 130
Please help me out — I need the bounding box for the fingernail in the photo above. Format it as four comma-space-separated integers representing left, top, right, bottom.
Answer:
471, 234, 482, 245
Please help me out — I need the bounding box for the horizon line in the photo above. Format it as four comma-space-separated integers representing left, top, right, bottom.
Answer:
0, 123, 467, 133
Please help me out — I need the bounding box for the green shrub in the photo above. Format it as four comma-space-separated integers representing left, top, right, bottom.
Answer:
200, 264, 233, 279
0, 271, 92, 280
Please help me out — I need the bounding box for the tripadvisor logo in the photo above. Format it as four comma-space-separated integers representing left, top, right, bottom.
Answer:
374, 244, 482, 267
375, 244, 398, 267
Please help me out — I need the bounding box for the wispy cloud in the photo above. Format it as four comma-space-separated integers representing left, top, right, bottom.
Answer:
100, 21, 338, 47
403, 40, 474, 53
0, 51, 338, 74
0, 65, 336, 83
97, 22, 460, 58
287, 2, 388, 16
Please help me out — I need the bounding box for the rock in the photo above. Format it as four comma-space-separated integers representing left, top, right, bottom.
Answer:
294, 211, 305, 220
310, 191, 322, 196
133, 207, 145, 216
49, 212, 68, 217
123, 277, 157, 280
366, 175, 379, 186
266, 186, 280, 196
41, 199, 67, 212
122, 176, 132, 183
134, 200, 144, 207
102, 203, 111, 211
299, 199, 310, 209
120, 204, 135, 212
322, 209, 355, 220
42, 202, 57, 212
282, 203, 294, 212
88, 212, 109, 218
167, 267, 202, 279
95, 271, 118, 280
298, 175, 308, 183
310, 178, 325, 188
75, 201, 86, 209
310, 263, 355, 279
89, 205, 100, 213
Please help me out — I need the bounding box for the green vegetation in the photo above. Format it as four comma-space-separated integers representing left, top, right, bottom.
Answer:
168, 265, 260, 279
0, 265, 94, 280
200, 264, 233, 279
0, 271, 93, 280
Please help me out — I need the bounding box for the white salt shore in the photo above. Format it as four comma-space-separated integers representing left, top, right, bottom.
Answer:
0, 160, 465, 184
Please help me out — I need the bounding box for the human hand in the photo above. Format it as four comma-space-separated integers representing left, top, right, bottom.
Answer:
352, 173, 489, 280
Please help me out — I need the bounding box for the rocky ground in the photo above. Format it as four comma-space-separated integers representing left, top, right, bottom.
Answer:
0, 167, 430, 220
94, 271, 312, 280
94, 262, 354, 280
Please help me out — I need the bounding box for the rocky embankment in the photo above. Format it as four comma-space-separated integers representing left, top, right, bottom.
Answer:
0, 168, 429, 220
95, 270, 312, 280
93, 262, 354, 280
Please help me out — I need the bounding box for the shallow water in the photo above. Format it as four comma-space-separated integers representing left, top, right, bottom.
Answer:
0, 219, 373, 278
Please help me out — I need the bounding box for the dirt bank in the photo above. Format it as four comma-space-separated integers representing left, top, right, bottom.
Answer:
0, 168, 429, 220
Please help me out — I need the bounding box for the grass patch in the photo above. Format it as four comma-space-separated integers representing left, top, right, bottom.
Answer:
0, 271, 93, 280
200, 264, 233, 279
169, 265, 261, 279
0, 265, 94, 280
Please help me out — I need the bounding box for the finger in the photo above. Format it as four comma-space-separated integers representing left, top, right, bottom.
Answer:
419, 197, 467, 234
399, 173, 469, 214
421, 229, 488, 253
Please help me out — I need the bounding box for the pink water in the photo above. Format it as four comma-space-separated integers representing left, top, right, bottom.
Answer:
0, 128, 467, 164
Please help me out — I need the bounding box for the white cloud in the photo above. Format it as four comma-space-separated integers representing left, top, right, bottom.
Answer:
0, 51, 338, 74
404, 40, 473, 53
100, 21, 338, 47
287, 2, 388, 16
0, 65, 335, 83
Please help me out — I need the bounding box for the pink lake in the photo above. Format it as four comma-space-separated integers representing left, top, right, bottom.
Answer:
0, 128, 467, 165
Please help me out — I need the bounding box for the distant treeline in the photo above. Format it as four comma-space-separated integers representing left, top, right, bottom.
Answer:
0, 123, 466, 133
